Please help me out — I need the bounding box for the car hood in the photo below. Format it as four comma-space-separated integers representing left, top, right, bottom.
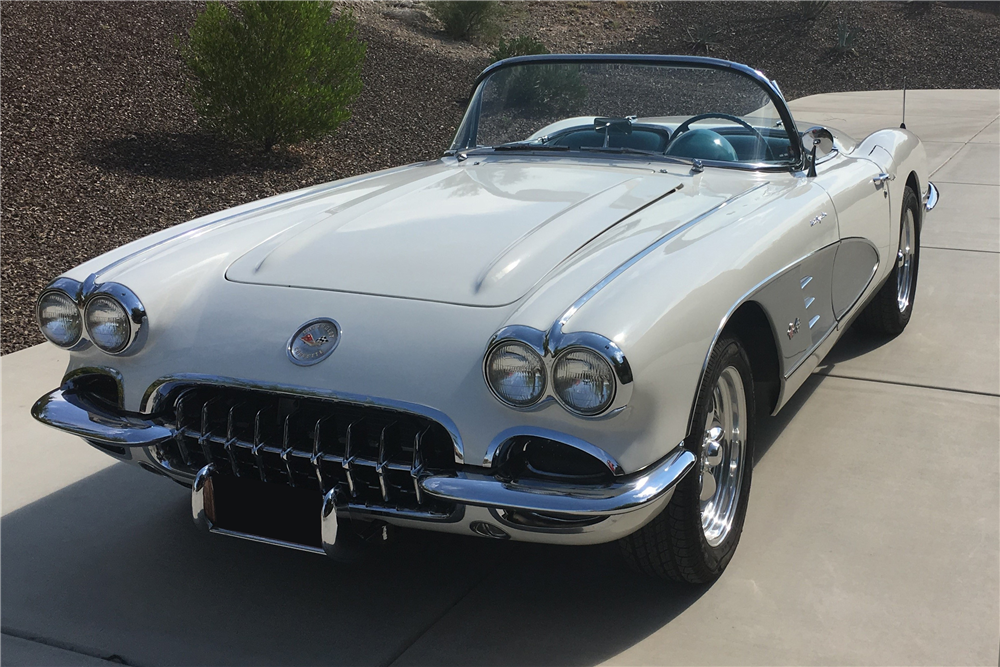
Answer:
224, 160, 688, 307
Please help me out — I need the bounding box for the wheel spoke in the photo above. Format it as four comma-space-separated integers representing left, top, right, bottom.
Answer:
700, 472, 717, 501
699, 365, 748, 547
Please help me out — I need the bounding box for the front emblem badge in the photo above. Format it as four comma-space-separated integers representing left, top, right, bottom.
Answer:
287, 318, 341, 366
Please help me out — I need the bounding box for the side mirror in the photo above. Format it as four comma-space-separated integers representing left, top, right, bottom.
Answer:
801, 126, 835, 177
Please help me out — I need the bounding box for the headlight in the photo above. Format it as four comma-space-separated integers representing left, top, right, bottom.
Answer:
84, 295, 132, 353
553, 348, 616, 415
36, 290, 82, 347
485, 341, 546, 407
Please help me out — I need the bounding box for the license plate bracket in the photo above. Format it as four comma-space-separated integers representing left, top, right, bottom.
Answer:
205, 473, 324, 550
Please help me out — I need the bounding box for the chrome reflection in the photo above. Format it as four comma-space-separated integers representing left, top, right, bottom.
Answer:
897, 208, 916, 313
699, 365, 746, 547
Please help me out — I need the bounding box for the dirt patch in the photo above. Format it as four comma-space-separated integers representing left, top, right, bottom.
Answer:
2, 1, 998, 354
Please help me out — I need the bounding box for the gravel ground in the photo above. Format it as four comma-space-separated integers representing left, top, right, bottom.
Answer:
2, 1, 998, 354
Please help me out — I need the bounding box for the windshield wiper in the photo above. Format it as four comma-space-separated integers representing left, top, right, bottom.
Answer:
578, 146, 660, 157
491, 141, 569, 152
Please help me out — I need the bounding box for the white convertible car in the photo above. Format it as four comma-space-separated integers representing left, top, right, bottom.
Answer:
33, 55, 938, 582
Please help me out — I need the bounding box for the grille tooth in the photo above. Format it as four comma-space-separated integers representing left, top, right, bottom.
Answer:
224, 403, 245, 477
281, 412, 297, 487
154, 385, 457, 515
252, 405, 275, 482
412, 426, 429, 505
376, 421, 398, 503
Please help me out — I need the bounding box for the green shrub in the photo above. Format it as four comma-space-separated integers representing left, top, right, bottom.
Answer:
685, 24, 721, 55
491, 35, 549, 61
496, 64, 587, 117
180, 1, 366, 151
429, 1, 501, 42
835, 20, 860, 54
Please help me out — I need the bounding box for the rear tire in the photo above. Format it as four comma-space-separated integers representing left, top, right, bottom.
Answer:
619, 334, 755, 583
857, 186, 920, 336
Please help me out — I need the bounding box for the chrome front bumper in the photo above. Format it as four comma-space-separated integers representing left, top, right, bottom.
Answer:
32, 384, 696, 547
924, 182, 939, 213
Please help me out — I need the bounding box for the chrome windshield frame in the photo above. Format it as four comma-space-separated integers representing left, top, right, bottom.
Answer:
447, 54, 802, 171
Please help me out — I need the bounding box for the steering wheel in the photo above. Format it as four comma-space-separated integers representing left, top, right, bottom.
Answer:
670, 113, 776, 161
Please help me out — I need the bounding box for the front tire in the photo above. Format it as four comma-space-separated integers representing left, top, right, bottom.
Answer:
619, 334, 755, 583
857, 186, 921, 336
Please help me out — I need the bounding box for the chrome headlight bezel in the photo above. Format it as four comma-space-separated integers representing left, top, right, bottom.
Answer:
551, 346, 617, 416
484, 338, 548, 408
35, 277, 147, 356
35, 287, 84, 349
483, 326, 632, 418
83, 283, 146, 355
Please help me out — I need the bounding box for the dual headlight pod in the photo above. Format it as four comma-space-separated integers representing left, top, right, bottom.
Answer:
36, 281, 145, 355
484, 333, 624, 417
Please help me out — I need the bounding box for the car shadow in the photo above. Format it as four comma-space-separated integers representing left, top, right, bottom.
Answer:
816, 324, 896, 370
1, 376, 827, 666
83, 131, 304, 181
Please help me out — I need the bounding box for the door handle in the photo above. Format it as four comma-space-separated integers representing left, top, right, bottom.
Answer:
872, 173, 894, 187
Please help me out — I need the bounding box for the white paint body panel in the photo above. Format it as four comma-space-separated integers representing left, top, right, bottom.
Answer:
57, 128, 929, 478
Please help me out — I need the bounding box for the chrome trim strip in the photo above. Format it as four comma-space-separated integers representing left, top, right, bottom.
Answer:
773, 319, 841, 413
924, 182, 939, 212
421, 444, 696, 517
88, 183, 358, 283
686, 239, 840, 434
481, 184, 766, 419
209, 528, 327, 556
31, 386, 174, 447
481, 426, 625, 475
140, 373, 465, 464
550, 184, 768, 343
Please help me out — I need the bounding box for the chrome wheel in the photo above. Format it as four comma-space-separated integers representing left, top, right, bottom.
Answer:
699, 365, 747, 547
896, 208, 916, 313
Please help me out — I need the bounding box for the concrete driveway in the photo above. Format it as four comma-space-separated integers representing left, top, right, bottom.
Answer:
2, 90, 998, 666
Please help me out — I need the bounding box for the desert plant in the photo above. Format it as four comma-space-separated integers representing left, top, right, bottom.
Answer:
180, 1, 366, 151
835, 20, 860, 54
685, 24, 721, 55
491, 35, 549, 61
498, 64, 587, 116
428, 1, 501, 42
798, 1, 831, 20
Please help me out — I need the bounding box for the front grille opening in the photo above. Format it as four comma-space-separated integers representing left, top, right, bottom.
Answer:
72, 373, 120, 410
498, 436, 615, 485
150, 384, 458, 517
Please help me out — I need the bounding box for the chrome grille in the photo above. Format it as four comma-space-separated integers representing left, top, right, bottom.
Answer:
152, 385, 458, 517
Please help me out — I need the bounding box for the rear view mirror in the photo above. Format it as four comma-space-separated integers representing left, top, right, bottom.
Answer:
802, 126, 835, 176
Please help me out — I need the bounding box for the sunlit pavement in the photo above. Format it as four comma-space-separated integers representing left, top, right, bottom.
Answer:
2, 90, 998, 666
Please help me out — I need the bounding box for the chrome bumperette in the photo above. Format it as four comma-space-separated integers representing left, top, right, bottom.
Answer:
31, 386, 173, 447
924, 182, 939, 213
421, 444, 696, 517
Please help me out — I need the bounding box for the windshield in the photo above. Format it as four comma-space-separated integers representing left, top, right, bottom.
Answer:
451, 58, 798, 168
